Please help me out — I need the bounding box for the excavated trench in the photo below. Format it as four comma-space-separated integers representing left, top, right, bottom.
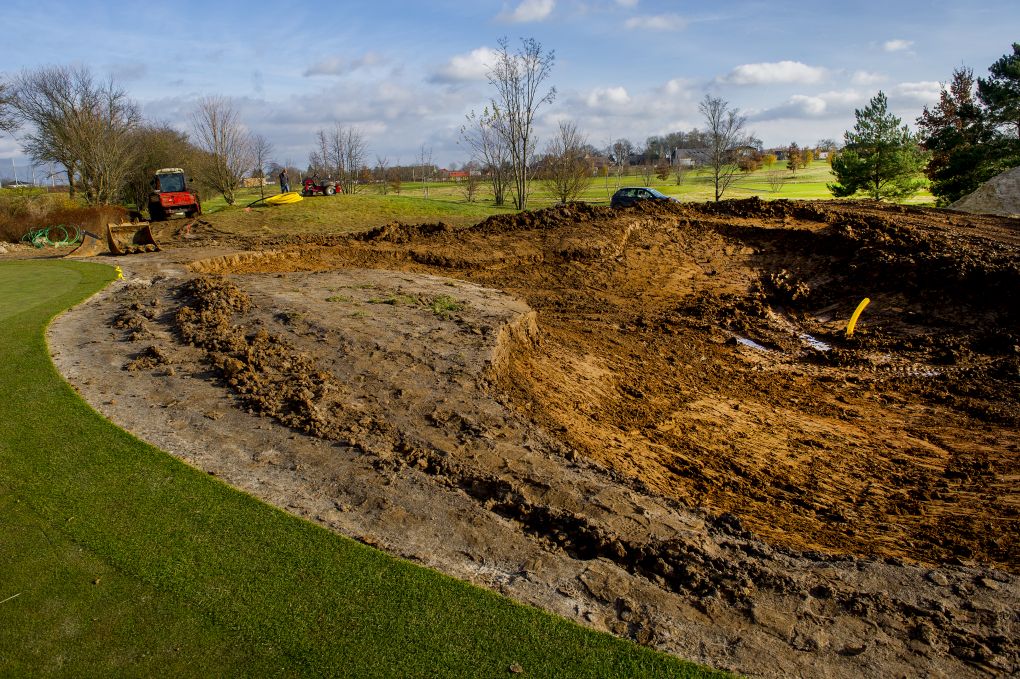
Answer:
49, 198, 1020, 677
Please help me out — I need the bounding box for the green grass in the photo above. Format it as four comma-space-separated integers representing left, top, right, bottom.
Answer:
196, 162, 933, 238
200, 190, 516, 235
0, 259, 724, 677
429, 295, 463, 318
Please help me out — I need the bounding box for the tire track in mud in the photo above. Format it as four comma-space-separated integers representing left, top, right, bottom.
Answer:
146, 272, 1019, 677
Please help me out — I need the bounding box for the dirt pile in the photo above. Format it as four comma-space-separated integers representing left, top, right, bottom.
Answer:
47, 198, 1020, 677
951, 166, 1020, 216
191, 198, 1020, 571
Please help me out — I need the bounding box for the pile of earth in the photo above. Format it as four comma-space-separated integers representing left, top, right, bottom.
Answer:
189, 198, 1020, 572
48, 197, 1020, 677
951, 165, 1020, 217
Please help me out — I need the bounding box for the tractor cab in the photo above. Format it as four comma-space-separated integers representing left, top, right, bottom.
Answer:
153, 169, 187, 193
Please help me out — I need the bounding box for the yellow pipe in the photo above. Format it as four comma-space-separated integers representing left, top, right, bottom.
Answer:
846, 298, 870, 337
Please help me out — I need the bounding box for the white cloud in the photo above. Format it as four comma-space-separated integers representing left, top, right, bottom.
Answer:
883, 39, 914, 53
624, 13, 687, 31
661, 78, 694, 97
851, 70, 885, 86
891, 80, 941, 103
499, 0, 555, 23
718, 61, 829, 86
304, 53, 384, 77
431, 47, 499, 83
751, 89, 865, 121
585, 86, 631, 109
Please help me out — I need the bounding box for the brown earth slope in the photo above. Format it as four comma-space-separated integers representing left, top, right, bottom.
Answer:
45, 198, 1020, 677
194, 198, 1020, 573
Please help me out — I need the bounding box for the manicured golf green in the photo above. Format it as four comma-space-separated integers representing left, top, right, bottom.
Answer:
0, 260, 724, 677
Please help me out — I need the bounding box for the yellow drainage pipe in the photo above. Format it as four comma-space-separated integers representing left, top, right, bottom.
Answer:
846, 298, 870, 337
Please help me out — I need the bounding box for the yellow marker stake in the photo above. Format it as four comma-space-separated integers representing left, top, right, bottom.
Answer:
846, 297, 870, 337
115, 266, 124, 280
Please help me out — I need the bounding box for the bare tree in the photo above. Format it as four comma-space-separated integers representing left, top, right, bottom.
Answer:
191, 96, 254, 205
316, 124, 367, 194
250, 133, 274, 199
416, 144, 433, 199
640, 164, 655, 185
459, 171, 481, 202
10, 65, 140, 202
70, 84, 141, 205
461, 107, 510, 206
611, 138, 633, 174
699, 94, 750, 201
672, 162, 689, 187
486, 37, 556, 210
375, 155, 389, 194
0, 80, 18, 136
542, 120, 593, 203
765, 170, 789, 194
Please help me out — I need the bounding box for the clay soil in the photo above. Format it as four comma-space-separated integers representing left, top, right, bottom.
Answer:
44, 198, 1020, 677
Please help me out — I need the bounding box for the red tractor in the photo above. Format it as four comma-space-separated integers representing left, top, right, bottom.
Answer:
148, 168, 202, 220
301, 176, 344, 196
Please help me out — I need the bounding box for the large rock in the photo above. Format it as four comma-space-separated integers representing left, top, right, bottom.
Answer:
950, 165, 1020, 216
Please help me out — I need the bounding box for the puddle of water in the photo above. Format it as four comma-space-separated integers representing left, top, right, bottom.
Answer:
735, 336, 771, 352
798, 333, 832, 352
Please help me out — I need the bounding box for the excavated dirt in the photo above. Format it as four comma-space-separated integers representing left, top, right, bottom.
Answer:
951, 166, 1020, 217
46, 198, 1020, 678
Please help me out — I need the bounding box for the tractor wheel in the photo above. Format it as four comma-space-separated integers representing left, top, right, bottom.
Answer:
325, 185, 336, 196
149, 202, 164, 222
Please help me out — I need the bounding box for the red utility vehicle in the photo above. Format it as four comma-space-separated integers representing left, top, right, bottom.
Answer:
148, 168, 201, 220
301, 176, 344, 196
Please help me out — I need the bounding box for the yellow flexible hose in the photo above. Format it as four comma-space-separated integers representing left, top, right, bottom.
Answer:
846, 298, 870, 337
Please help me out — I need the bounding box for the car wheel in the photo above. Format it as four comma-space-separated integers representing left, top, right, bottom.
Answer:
325, 185, 336, 196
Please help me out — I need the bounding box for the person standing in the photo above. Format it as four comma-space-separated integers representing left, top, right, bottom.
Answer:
279, 168, 290, 193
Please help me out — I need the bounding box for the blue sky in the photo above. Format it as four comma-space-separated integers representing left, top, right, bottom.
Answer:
2, 0, 1018, 174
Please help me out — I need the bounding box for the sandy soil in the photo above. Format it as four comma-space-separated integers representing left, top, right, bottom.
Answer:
42, 198, 1020, 677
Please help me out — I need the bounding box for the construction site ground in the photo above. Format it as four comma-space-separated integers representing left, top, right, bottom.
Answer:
30, 198, 1020, 677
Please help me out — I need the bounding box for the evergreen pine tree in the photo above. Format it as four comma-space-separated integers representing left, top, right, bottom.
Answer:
828, 91, 927, 200
917, 68, 996, 204
976, 42, 1020, 170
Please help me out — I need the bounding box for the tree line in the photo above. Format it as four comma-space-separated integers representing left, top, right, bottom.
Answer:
3, 41, 1016, 211
828, 42, 1020, 203
0, 66, 274, 209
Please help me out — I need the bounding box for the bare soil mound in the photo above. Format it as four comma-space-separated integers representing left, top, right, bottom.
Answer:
195, 198, 1020, 572
48, 198, 1020, 677
951, 165, 1020, 216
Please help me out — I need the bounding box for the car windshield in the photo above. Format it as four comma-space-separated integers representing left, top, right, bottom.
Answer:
157, 173, 186, 192
646, 188, 668, 199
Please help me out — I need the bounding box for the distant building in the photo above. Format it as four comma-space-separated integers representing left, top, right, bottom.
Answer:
671, 148, 711, 167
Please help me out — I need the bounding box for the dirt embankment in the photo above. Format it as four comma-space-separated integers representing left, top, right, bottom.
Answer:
196, 198, 1020, 572
49, 198, 1020, 677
